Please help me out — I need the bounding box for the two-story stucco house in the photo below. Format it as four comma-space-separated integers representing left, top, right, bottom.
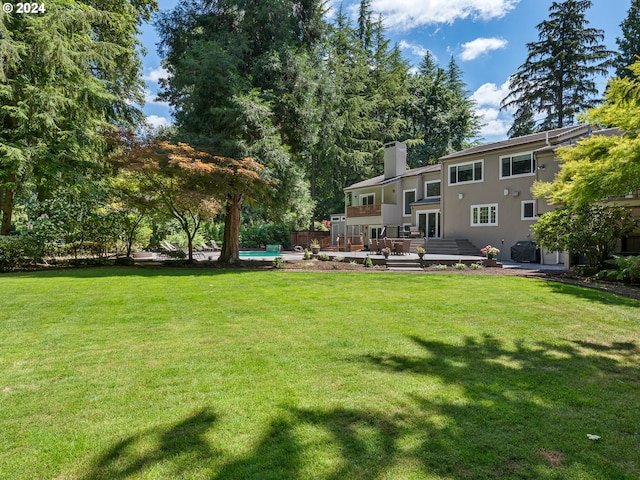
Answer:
344, 125, 640, 263
344, 141, 442, 248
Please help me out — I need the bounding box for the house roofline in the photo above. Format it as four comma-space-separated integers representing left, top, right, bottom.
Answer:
439, 124, 594, 162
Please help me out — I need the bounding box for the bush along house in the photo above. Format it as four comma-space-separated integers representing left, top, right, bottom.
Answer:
343, 125, 640, 263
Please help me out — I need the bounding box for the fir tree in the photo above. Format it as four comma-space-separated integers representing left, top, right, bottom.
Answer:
404, 54, 479, 166
615, 0, 640, 79
501, 0, 614, 135
156, 0, 322, 261
0, 0, 156, 235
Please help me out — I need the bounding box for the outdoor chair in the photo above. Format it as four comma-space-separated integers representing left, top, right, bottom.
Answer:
396, 239, 411, 255
384, 238, 394, 254
210, 240, 221, 251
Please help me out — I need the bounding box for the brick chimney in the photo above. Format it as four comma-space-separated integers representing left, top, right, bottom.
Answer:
384, 141, 407, 180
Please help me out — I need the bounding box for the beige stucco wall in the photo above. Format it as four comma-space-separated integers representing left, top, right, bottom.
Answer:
441, 146, 561, 262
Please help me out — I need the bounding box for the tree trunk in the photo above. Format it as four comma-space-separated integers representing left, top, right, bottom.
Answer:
0, 174, 16, 236
310, 154, 316, 232
187, 231, 194, 262
219, 192, 243, 264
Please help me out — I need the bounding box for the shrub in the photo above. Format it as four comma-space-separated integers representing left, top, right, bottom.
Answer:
333, 256, 344, 263
0, 235, 44, 271
432, 264, 448, 270
532, 204, 637, 270
272, 256, 286, 269
303, 248, 311, 260
455, 262, 466, 270
241, 223, 291, 249
596, 255, 640, 284
363, 255, 373, 268
470, 262, 484, 270
318, 253, 330, 261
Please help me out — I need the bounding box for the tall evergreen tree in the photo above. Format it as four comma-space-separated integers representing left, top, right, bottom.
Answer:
310, 4, 411, 218
403, 54, 479, 166
615, 0, 640, 79
445, 57, 481, 153
0, 0, 156, 235
156, 0, 322, 261
501, 0, 614, 135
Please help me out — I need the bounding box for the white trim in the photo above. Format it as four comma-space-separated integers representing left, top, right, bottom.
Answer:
416, 209, 441, 239
521, 200, 538, 220
471, 203, 498, 227
500, 151, 535, 179
448, 160, 484, 186
424, 180, 441, 199
403, 189, 416, 216
361, 193, 375, 206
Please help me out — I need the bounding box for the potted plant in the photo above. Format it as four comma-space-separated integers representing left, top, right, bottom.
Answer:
480, 245, 500, 259
381, 246, 391, 259
310, 239, 321, 255
416, 246, 426, 260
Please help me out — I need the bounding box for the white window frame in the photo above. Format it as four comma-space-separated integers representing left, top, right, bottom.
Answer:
403, 189, 416, 216
370, 226, 383, 240
500, 152, 535, 179
361, 193, 375, 206
424, 180, 441, 199
449, 160, 484, 186
471, 203, 498, 227
521, 200, 538, 220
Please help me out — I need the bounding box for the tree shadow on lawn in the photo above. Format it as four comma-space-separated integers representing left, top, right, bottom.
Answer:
80, 336, 640, 479
213, 335, 639, 479
81, 409, 219, 480
6, 264, 265, 280
540, 278, 640, 307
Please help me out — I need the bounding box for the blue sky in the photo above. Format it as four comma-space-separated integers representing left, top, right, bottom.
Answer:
139, 0, 631, 143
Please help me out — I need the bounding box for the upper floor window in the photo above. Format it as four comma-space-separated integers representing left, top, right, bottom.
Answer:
361, 193, 375, 206
403, 189, 416, 216
501, 152, 535, 178
425, 180, 441, 198
449, 160, 483, 185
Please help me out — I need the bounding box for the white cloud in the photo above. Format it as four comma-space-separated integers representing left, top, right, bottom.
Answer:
143, 66, 169, 83
144, 89, 170, 108
371, 0, 519, 30
471, 80, 513, 139
460, 37, 508, 61
471, 80, 511, 108
475, 107, 511, 138
399, 40, 430, 58
146, 115, 170, 129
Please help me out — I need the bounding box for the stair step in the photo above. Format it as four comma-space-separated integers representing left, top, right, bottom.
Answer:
423, 239, 482, 256
385, 257, 423, 271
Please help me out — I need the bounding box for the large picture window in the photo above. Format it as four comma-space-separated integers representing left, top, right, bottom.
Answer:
471, 204, 498, 226
449, 161, 483, 185
501, 152, 534, 178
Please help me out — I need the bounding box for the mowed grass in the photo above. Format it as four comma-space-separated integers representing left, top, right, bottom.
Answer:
0, 268, 639, 480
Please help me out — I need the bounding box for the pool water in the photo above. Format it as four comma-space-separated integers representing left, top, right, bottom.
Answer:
239, 251, 282, 257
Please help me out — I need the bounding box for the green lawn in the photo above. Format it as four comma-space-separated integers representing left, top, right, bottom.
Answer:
1, 267, 639, 479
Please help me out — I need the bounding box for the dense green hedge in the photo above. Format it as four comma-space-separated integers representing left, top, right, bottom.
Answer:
240, 224, 291, 248
0, 236, 44, 271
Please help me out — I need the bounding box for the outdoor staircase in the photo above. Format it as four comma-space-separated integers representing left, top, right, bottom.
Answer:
385, 257, 423, 272
408, 239, 426, 254
422, 239, 482, 256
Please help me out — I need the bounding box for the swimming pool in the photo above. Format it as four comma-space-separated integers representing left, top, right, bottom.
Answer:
239, 251, 283, 258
